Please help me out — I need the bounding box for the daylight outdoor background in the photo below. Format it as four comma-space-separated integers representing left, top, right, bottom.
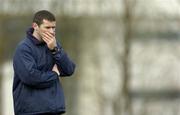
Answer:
0, 0, 180, 115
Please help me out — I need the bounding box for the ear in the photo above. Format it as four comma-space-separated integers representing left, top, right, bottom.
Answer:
32, 23, 39, 31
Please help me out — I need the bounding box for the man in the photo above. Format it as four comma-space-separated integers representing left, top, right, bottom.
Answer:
13, 10, 76, 115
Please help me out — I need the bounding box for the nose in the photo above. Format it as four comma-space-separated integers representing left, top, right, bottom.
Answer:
49, 28, 55, 35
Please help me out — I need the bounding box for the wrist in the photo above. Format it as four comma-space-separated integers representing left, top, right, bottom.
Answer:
56, 71, 60, 76
50, 46, 59, 55
53, 70, 60, 76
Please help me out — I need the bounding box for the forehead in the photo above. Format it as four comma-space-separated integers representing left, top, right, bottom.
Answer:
41, 19, 56, 26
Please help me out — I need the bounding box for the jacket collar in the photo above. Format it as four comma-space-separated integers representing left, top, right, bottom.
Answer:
26, 27, 45, 45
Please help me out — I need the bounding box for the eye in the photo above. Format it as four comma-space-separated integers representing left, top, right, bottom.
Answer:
45, 27, 56, 30
45, 27, 51, 29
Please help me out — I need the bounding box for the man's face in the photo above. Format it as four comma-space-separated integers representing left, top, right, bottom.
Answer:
36, 19, 56, 41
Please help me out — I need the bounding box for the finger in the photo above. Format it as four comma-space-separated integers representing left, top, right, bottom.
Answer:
42, 33, 51, 42
42, 35, 50, 43
46, 31, 55, 37
43, 32, 52, 38
45, 32, 55, 40
42, 33, 51, 39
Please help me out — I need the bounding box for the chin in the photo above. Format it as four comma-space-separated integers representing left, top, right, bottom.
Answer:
40, 38, 44, 42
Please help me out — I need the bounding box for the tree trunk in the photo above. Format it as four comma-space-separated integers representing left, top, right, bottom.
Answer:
120, 0, 135, 115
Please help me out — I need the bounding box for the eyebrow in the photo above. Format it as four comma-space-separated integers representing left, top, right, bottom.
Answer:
45, 26, 56, 28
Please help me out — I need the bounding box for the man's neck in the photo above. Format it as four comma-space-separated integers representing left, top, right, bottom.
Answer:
32, 31, 43, 42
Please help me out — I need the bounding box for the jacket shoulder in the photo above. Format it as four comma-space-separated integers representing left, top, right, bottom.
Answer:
14, 38, 35, 59
16, 38, 33, 50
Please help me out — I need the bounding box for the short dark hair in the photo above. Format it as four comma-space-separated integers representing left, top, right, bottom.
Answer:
33, 10, 56, 26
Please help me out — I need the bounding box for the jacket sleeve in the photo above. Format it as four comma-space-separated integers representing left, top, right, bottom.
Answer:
53, 43, 76, 77
13, 44, 58, 89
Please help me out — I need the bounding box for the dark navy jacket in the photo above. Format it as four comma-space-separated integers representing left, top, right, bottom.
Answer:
13, 28, 76, 115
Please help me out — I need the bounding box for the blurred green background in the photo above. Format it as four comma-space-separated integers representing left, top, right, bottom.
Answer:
1, 0, 180, 115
